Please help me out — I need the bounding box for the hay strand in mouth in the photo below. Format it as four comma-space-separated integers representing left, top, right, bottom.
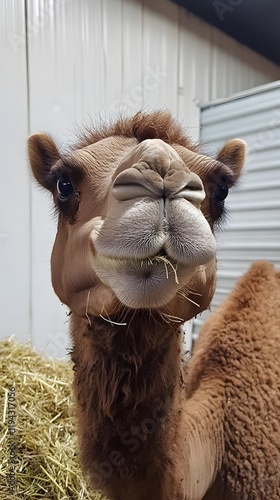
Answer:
185, 296, 200, 307
85, 290, 92, 326
154, 255, 180, 284
178, 289, 200, 308
0, 338, 107, 500
160, 312, 184, 324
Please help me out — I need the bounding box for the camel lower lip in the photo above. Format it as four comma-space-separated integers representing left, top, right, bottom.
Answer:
93, 253, 196, 309
95, 253, 181, 275
101, 268, 181, 308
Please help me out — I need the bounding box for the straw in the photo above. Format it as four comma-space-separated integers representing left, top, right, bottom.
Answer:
0, 338, 106, 499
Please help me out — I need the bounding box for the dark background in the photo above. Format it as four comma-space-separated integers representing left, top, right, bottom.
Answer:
173, 0, 280, 66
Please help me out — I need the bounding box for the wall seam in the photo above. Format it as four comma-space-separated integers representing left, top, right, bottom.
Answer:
24, 0, 32, 344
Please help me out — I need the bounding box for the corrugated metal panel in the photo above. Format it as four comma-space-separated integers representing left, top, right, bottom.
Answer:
0, 0, 30, 342
193, 82, 280, 340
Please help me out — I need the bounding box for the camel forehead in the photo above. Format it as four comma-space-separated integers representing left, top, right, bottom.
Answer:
65, 136, 138, 173
126, 138, 182, 160
67, 136, 203, 177
115, 138, 202, 165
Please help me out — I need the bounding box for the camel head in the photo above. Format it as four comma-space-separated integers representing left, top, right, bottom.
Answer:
28, 112, 245, 322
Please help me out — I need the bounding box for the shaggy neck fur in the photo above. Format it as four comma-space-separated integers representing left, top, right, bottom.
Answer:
70, 312, 221, 500
72, 311, 181, 419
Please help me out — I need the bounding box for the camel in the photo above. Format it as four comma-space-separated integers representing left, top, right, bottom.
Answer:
27, 109, 277, 500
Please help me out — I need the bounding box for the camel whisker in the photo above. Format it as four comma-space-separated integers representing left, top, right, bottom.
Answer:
99, 314, 127, 327
100, 305, 127, 326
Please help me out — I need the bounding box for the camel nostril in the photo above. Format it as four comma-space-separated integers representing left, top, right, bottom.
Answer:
179, 188, 205, 206
112, 165, 204, 206
164, 171, 205, 206
187, 177, 204, 191
112, 168, 163, 201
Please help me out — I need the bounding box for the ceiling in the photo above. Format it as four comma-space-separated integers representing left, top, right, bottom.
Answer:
173, 0, 280, 66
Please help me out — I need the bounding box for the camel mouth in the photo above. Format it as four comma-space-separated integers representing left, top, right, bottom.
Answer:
94, 251, 182, 278
92, 251, 197, 309
144, 253, 180, 283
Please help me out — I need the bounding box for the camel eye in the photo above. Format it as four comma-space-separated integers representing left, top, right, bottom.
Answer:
214, 185, 228, 204
57, 174, 74, 201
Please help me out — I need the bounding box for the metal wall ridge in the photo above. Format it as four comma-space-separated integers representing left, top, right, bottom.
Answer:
220, 222, 280, 231
215, 242, 280, 250
247, 159, 280, 171
229, 200, 280, 211
248, 142, 280, 154
237, 181, 280, 191
202, 97, 280, 126
200, 80, 280, 110
201, 123, 280, 143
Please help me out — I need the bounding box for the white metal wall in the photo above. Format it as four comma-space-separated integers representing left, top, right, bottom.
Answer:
0, 1, 30, 344
1, 0, 280, 357
193, 81, 280, 339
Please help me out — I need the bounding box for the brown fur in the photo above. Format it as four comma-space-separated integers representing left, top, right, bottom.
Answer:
190, 261, 280, 499
71, 312, 184, 499
28, 111, 250, 499
75, 110, 196, 150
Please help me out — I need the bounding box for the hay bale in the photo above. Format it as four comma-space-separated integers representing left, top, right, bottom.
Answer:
0, 338, 106, 499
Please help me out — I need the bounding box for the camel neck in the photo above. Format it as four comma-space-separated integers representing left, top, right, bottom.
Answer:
70, 312, 223, 499
70, 312, 183, 423
70, 311, 186, 494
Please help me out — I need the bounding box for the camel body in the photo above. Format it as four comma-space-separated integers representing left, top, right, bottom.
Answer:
192, 261, 280, 499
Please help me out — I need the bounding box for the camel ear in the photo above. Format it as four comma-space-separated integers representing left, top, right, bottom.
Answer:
216, 139, 246, 182
28, 133, 60, 191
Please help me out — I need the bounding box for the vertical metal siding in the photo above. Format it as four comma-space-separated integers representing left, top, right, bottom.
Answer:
0, 0, 30, 342
178, 10, 212, 139
1, 0, 280, 356
193, 83, 280, 339
121, 0, 143, 115
142, 0, 179, 112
